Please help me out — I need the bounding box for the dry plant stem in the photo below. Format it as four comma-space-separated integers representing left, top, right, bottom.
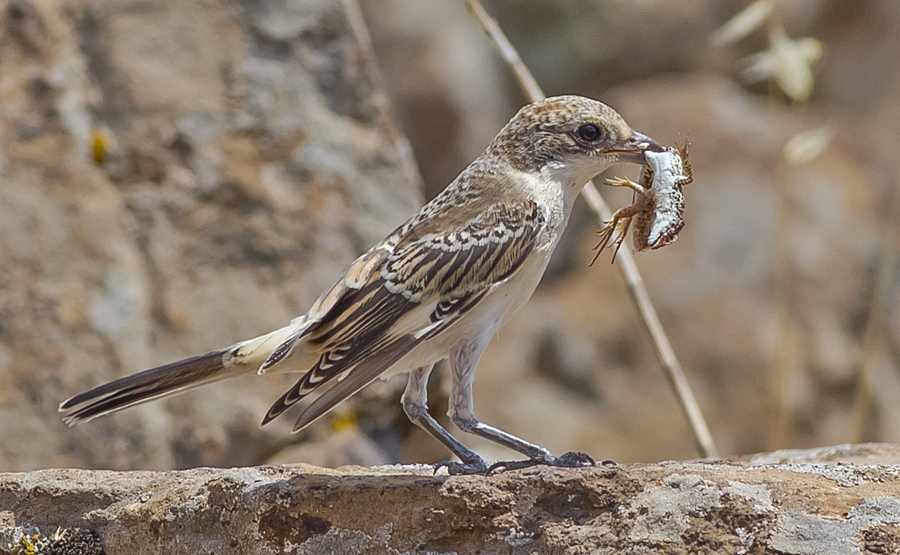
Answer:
853, 257, 889, 442
466, 0, 719, 459
768, 0, 809, 446
767, 2, 795, 449
581, 188, 718, 459
771, 156, 795, 448
853, 163, 900, 441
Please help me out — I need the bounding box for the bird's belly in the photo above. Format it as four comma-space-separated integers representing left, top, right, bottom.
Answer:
378, 193, 570, 380
380, 243, 556, 379
480, 244, 554, 326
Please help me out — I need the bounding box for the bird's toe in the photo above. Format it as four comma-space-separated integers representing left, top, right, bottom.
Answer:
434, 457, 489, 476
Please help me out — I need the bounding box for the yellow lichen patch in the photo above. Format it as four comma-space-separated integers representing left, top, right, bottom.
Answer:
330, 409, 358, 432
90, 126, 113, 166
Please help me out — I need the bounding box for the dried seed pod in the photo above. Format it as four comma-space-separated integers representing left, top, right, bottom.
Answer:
592, 142, 691, 264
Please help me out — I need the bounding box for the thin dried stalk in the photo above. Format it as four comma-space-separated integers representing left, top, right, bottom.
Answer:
466, 0, 719, 459
852, 257, 890, 442
771, 156, 795, 448
768, 0, 814, 449
853, 163, 900, 441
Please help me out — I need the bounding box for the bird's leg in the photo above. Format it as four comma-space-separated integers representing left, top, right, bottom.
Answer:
402, 364, 488, 475
447, 342, 594, 473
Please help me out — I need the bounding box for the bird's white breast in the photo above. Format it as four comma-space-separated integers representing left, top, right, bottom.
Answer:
383, 170, 575, 378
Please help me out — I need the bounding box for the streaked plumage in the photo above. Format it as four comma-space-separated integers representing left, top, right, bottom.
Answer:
60, 95, 661, 474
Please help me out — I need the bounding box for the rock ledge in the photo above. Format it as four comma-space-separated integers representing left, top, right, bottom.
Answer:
3, 444, 900, 554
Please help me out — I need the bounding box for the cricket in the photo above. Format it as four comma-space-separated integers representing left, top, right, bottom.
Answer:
592, 141, 692, 263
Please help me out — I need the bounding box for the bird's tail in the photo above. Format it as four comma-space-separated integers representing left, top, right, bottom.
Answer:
59, 325, 298, 426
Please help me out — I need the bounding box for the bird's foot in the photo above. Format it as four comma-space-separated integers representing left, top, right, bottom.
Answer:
434, 456, 490, 476
487, 451, 597, 474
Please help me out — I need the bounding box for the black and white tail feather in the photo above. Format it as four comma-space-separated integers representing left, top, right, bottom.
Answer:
58, 326, 296, 426
59, 187, 540, 432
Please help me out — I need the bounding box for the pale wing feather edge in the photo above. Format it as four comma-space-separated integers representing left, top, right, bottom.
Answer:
260, 192, 548, 427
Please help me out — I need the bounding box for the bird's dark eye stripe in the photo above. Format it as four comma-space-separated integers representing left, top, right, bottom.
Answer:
576, 123, 602, 142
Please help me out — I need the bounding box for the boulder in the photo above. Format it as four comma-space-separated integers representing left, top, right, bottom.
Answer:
2, 444, 900, 554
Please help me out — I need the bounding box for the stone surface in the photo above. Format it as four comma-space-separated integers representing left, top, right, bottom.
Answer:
3, 444, 900, 554
0, 0, 422, 471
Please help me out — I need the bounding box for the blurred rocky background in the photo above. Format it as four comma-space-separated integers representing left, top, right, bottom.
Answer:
1, 0, 900, 472
0, 0, 422, 470
361, 0, 900, 465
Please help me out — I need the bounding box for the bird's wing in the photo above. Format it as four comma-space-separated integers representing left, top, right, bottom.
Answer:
260, 184, 548, 429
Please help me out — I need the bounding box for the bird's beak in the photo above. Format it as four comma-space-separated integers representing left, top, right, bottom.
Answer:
612, 131, 664, 164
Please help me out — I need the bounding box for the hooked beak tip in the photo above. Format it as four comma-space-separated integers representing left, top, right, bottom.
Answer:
615, 131, 664, 163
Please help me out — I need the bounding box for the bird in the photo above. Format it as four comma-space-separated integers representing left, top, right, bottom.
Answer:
60, 95, 662, 474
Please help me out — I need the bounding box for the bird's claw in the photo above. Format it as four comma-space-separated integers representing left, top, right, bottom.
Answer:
486, 451, 597, 474
434, 457, 490, 476
554, 451, 597, 467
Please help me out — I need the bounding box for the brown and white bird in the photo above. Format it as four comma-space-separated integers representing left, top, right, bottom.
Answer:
60, 96, 662, 474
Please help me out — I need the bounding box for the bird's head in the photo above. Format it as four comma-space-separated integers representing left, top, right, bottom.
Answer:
490, 95, 663, 188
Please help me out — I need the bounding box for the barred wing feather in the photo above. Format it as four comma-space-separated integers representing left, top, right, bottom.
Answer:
260, 195, 547, 430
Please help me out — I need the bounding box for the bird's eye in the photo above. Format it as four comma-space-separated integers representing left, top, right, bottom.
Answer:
576, 123, 602, 143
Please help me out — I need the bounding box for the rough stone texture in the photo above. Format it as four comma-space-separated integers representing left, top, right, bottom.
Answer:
1, 444, 900, 554
0, 0, 422, 471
